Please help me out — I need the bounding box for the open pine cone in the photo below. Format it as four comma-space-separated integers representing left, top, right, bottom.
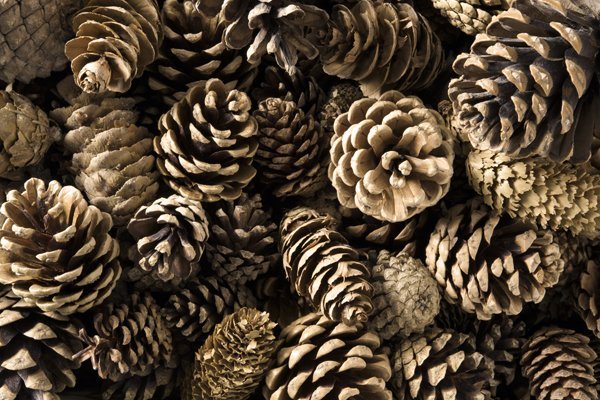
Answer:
576, 260, 600, 338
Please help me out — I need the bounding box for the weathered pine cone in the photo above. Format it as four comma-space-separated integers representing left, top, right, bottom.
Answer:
65, 0, 162, 94
576, 260, 600, 339
449, 0, 600, 163
280, 207, 373, 325
319, 82, 364, 132
329, 91, 455, 223
264, 312, 392, 400
432, 0, 510, 35
154, 78, 258, 202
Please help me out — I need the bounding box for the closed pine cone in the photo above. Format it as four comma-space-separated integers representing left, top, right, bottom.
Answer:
264, 312, 393, 400
318, 1, 444, 96
65, 0, 163, 93
521, 326, 597, 400
280, 207, 373, 325
576, 260, 600, 339
449, 0, 600, 163
154, 78, 258, 202
329, 91, 455, 223
432, 0, 510, 35
0, 178, 121, 315
319, 82, 364, 132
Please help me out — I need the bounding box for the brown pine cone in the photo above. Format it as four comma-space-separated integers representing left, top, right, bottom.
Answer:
576, 260, 600, 338
319, 82, 364, 132
254, 274, 309, 328
154, 78, 258, 202
280, 207, 373, 325
432, 0, 510, 35
264, 312, 392, 400
102, 365, 178, 400
65, 0, 163, 94
449, 0, 600, 163
329, 91, 455, 223
521, 326, 597, 400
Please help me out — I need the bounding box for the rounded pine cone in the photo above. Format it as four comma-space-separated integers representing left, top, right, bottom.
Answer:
329, 91, 455, 223
264, 312, 392, 400
154, 78, 258, 202
431, 0, 510, 35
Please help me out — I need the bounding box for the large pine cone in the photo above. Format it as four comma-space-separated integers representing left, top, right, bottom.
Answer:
521, 326, 597, 400
65, 0, 163, 93
253, 98, 329, 197
189, 308, 279, 400
318, 1, 444, 96
467, 149, 600, 238
0, 178, 121, 315
154, 78, 258, 202
264, 312, 392, 400
426, 198, 564, 319
329, 91, 455, 223
52, 95, 160, 226
431, 0, 510, 35
449, 0, 600, 163
280, 207, 373, 325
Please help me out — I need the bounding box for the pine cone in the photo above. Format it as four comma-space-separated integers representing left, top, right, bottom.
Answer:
329, 91, 455, 223
392, 327, 494, 400
253, 98, 329, 197
318, 1, 444, 96
0, 178, 121, 315
0, 0, 81, 84
51, 95, 160, 227
254, 274, 309, 328
264, 312, 392, 400
431, 0, 510, 35
127, 194, 209, 282
521, 326, 597, 400
319, 82, 364, 132
102, 365, 178, 400
369, 250, 441, 340
205, 193, 279, 285
0, 90, 60, 179
576, 260, 600, 338
154, 78, 258, 202
449, 0, 600, 163
65, 0, 163, 93
467, 149, 600, 238
189, 308, 279, 400
280, 207, 373, 325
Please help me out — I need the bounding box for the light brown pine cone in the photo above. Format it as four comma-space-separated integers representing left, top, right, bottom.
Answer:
432, 0, 510, 35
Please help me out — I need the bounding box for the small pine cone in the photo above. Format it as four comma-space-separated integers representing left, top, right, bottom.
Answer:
521, 326, 597, 400
154, 78, 258, 202
190, 308, 279, 400
449, 0, 600, 163
102, 365, 178, 400
127, 194, 209, 282
205, 193, 279, 285
0, 90, 60, 178
65, 0, 162, 94
0, 178, 121, 315
369, 250, 441, 340
467, 149, 600, 238
280, 207, 373, 325
253, 98, 329, 197
392, 327, 494, 400
319, 82, 363, 132
329, 91, 455, 223
51, 95, 160, 226
264, 312, 392, 400
431, 0, 510, 35
318, 1, 444, 96
576, 260, 600, 338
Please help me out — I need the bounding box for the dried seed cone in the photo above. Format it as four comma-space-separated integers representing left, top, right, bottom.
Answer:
280, 207, 373, 325
190, 308, 278, 400
127, 194, 209, 282
102, 365, 177, 400
521, 326, 597, 400
369, 250, 441, 340
431, 0, 510, 35
0, 178, 121, 315
319, 1, 444, 96
467, 149, 600, 238
264, 312, 393, 400
319, 82, 364, 132
576, 260, 600, 338
329, 91, 455, 223
449, 0, 600, 163
154, 78, 258, 202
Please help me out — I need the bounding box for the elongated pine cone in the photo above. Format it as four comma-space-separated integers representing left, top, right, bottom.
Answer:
449, 0, 600, 163
319, 82, 364, 132
65, 0, 162, 93
280, 207, 373, 325
521, 326, 597, 400
370, 250, 441, 340
329, 91, 455, 223
264, 312, 392, 400
189, 308, 279, 400
576, 260, 600, 338
154, 78, 258, 201
318, 0, 444, 96
467, 149, 600, 238
432, 0, 510, 35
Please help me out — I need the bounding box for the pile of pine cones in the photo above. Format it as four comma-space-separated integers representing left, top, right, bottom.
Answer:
0, 0, 599, 399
